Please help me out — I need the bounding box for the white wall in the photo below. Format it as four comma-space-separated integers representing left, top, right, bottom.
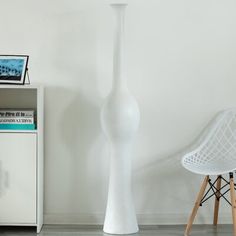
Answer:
1, 0, 236, 225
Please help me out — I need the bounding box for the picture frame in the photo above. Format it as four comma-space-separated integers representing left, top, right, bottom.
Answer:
0, 55, 29, 85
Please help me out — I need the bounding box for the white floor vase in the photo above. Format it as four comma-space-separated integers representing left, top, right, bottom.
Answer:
101, 2, 140, 235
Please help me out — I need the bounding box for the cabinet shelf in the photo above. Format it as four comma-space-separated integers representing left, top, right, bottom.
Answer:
0, 129, 38, 133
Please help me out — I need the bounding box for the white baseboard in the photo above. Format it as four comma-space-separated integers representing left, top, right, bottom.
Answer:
44, 213, 232, 225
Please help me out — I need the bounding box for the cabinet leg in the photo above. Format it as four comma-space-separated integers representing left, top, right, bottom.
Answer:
37, 223, 43, 234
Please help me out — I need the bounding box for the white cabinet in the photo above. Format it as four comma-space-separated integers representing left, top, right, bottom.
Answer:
0, 85, 44, 233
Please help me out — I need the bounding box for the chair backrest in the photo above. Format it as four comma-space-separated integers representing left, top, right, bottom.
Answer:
182, 108, 236, 166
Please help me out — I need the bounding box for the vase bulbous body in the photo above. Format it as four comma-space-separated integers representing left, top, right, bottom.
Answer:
101, 3, 140, 235
101, 89, 140, 142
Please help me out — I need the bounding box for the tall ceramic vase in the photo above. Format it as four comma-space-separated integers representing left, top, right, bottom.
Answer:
101, 2, 140, 235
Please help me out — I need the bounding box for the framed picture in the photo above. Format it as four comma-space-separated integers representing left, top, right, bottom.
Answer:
0, 55, 29, 85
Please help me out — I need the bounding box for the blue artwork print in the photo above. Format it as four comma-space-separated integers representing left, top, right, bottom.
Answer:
0, 59, 24, 80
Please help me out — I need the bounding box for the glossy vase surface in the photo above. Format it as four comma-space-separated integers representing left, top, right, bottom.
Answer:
101, 3, 140, 235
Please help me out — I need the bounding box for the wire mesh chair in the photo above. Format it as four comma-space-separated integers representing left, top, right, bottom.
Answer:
181, 108, 236, 236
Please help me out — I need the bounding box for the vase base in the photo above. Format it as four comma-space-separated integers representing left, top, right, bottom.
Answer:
103, 227, 139, 235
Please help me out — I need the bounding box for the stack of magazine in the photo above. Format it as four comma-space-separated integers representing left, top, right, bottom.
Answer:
0, 109, 36, 130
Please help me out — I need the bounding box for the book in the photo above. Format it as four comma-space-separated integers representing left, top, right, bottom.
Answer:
0, 124, 35, 130
0, 110, 34, 118
0, 117, 34, 124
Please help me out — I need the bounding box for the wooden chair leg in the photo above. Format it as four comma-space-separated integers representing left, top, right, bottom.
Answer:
213, 175, 222, 226
229, 172, 236, 236
185, 175, 209, 236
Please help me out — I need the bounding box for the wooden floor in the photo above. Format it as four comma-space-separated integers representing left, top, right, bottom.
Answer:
0, 225, 234, 236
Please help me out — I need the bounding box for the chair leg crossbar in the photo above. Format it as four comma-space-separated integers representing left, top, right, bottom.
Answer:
185, 173, 236, 236
200, 175, 233, 206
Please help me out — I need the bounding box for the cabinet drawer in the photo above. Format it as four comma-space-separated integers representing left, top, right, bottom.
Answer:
0, 133, 37, 224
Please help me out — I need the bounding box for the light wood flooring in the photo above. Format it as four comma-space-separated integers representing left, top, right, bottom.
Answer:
0, 225, 234, 236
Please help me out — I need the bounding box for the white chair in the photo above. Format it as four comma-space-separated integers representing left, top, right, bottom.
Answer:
181, 108, 236, 236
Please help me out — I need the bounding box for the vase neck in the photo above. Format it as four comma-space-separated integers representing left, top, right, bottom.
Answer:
111, 4, 127, 91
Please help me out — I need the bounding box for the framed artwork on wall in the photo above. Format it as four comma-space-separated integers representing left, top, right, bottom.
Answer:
0, 55, 29, 85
